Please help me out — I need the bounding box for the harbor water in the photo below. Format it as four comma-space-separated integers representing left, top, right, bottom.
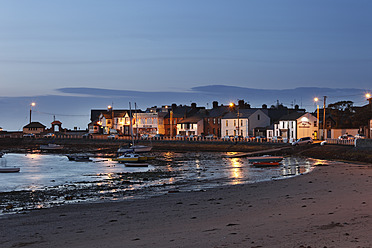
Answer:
0, 152, 320, 214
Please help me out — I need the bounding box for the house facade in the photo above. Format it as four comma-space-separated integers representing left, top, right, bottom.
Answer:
202, 102, 229, 137
177, 116, 204, 136
133, 112, 159, 136
221, 109, 270, 137
274, 112, 318, 142
23, 122, 46, 134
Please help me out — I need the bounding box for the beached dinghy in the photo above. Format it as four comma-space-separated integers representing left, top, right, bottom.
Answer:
247, 156, 283, 163
0, 167, 20, 173
252, 161, 281, 167
124, 162, 149, 167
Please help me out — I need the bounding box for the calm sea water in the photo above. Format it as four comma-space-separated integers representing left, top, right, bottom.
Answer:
0, 152, 316, 193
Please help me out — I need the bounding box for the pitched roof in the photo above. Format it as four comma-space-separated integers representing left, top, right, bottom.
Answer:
222, 109, 259, 119
24, 122, 46, 128
179, 115, 204, 124
279, 112, 307, 121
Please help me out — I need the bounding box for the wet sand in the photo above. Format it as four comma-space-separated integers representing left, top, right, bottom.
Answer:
1, 161, 372, 248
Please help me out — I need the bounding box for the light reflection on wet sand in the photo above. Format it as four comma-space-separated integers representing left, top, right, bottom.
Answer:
0, 152, 318, 214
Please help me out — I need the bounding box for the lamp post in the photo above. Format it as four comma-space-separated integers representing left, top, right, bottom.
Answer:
322, 96, 327, 140
229, 102, 239, 136
29, 102, 36, 123
366, 93, 372, 109
314, 97, 319, 140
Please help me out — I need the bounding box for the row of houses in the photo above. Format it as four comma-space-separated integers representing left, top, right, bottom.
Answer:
17, 99, 371, 141
88, 100, 325, 141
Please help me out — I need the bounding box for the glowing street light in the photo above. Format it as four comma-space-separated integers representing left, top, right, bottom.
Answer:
314, 98, 319, 140
366, 93, 371, 99
29, 102, 36, 123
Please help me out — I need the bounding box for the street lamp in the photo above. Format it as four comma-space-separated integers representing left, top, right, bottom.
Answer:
229, 102, 240, 137
29, 102, 36, 123
314, 98, 319, 140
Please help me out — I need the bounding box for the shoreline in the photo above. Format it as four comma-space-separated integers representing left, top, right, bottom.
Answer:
1, 160, 372, 247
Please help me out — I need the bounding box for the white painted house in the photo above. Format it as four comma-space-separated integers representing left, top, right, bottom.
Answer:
221, 109, 270, 137
177, 116, 204, 136
274, 112, 318, 142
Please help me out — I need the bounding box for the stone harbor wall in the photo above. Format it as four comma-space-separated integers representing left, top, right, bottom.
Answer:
355, 139, 372, 148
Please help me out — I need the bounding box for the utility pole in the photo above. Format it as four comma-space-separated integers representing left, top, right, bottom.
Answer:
322, 96, 327, 140
170, 110, 173, 138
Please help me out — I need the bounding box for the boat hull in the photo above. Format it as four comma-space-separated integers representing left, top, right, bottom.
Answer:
252, 162, 281, 167
113, 157, 139, 162
0, 168, 20, 173
247, 156, 283, 163
125, 163, 149, 167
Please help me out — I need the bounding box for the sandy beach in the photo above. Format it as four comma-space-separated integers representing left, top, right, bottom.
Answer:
1, 160, 372, 248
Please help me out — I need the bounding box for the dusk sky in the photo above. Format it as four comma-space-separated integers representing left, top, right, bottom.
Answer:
1, 0, 371, 96
0, 1, 371, 130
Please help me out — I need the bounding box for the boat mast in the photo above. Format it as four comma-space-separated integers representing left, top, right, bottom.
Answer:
129, 102, 134, 145
135, 102, 139, 140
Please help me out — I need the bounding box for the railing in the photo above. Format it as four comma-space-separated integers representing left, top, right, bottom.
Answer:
1, 133, 288, 144
326, 138, 356, 146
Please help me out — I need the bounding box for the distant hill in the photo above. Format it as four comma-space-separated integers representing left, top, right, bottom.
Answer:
0, 85, 368, 131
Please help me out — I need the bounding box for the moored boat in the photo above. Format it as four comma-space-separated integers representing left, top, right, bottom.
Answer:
247, 156, 283, 163
117, 145, 152, 154
252, 161, 281, 167
124, 162, 149, 167
0, 167, 20, 173
113, 153, 140, 162
66, 154, 92, 162
40, 143, 64, 150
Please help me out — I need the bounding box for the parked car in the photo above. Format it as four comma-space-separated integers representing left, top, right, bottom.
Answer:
153, 134, 164, 138
255, 136, 266, 139
222, 135, 231, 140
43, 133, 55, 138
272, 136, 283, 141
23, 133, 35, 138
338, 134, 354, 140
292, 137, 313, 146
355, 134, 366, 139
141, 134, 149, 139
82, 133, 93, 138
175, 134, 185, 138
205, 134, 217, 139
107, 134, 119, 140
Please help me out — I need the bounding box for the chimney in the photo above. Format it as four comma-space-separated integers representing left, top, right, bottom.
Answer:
191, 103, 197, 109
238, 100, 245, 108
212, 101, 218, 109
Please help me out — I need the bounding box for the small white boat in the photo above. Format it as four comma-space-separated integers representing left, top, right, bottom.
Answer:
113, 153, 140, 162
118, 145, 152, 154
0, 167, 20, 173
66, 154, 92, 162
40, 144, 64, 150
131, 145, 152, 153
